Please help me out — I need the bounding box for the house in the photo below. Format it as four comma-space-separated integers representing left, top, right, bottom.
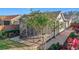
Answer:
47, 11, 71, 34
63, 11, 79, 27
63, 13, 73, 29
0, 15, 21, 38
72, 14, 79, 23
56, 12, 66, 33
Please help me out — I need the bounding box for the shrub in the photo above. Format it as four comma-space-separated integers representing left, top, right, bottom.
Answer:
0, 30, 19, 39
0, 31, 7, 39
48, 42, 61, 50
69, 32, 77, 38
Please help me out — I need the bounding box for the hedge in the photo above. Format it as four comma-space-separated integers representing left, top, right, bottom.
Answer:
0, 30, 19, 38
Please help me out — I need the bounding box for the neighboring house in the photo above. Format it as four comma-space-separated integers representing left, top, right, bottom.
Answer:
72, 15, 79, 23
47, 12, 71, 34
0, 15, 21, 37
71, 11, 79, 23
63, 13, 73, 29
63, 11, 79, 27
63, 13, 72, 28
56, 12, 66, 33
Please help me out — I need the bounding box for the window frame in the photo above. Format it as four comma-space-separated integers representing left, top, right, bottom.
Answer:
4, 21, 10, 25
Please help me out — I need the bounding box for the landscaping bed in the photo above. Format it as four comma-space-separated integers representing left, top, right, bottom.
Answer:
63, 32, 79, 50
48, 32, 79, 50
0, 39, 26, 50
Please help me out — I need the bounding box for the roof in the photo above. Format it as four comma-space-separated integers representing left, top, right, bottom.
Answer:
63, 12, 73, 19
0, 25, 19, 31
64, 14, 71, 19
0, 15, 18, 21
71, 23, 79, 28
63, 13, 73, 22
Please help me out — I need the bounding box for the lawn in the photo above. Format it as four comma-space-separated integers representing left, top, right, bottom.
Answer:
0, 39, 26, 50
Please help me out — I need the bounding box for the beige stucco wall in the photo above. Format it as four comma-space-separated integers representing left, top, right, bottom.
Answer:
57, 13, 65, 32
11, 15, 22, 25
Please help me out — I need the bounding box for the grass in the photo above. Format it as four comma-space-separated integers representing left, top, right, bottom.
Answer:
0, 39, 26, 50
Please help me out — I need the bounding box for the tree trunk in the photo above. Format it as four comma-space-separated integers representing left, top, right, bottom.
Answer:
54, 21, 55, 38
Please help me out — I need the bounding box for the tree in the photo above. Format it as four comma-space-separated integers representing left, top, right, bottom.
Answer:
26, 12, 50, 49
26, 12, 49, 35
46, 13, 59, 38
20, 10, 58, 49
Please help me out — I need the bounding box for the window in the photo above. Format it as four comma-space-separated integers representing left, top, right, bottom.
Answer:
59, 22, 64, 29
4, 21, 10, 25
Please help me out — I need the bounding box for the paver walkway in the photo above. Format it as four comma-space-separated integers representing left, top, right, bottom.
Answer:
9, 28, 73, 50
39, 28, 74, 50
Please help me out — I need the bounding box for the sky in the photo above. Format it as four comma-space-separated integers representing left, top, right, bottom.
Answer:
0, 8, 79, 15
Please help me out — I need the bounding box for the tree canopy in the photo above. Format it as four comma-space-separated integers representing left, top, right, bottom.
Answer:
21, 11, 59, 34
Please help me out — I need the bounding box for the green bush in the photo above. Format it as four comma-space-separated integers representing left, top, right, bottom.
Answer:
48, 42, 61, 50
69, 32, 77, 38
0, 30, 19, 39
5, 30, 19, 33
0, 31, 6, 39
